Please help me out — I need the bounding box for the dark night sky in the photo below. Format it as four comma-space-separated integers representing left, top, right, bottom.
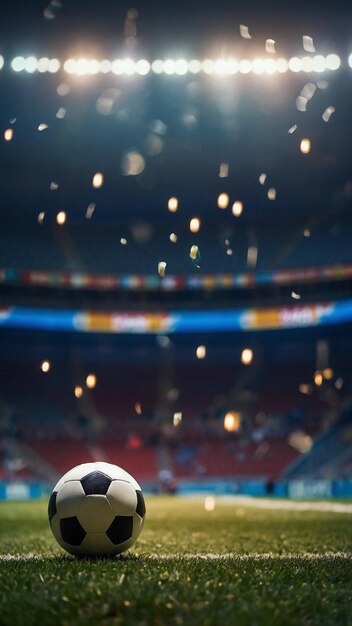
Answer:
1, 0, 351, 58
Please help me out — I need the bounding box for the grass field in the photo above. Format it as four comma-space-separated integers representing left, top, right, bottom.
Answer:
0, 497, 351, 626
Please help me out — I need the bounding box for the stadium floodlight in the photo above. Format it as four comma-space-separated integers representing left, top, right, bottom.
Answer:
135, 59, 150, 75
100, 59, 112, 73
188, 59, 201, 73
288, 57, 302, 72
325, 53, 340, 70
48, 58, 60, 73
151, 59, 163, 74
214, 59, 229, 75
238, 59, 252, 74
11, 56, 25, 71
276, 58, 289, 73
63, 58, 76, 74
88, 59, 100, 74
264, 58, 277, 74
8, 53, 346, 77
122, 58, 136, 75
37, 57, 50, 72
252, 58, 265, 74
24, 56, 38, 73
301, 56, 314, 72
163, 59, 176, 74
226, 58, 239, 74
202, 59, 215, 74
112, 59, 124, 75
75, 58, 90, 75
312, 55, 327, 72
175, 59, 188, 75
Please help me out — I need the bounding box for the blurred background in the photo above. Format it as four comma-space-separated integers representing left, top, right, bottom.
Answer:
0, 0, 352, 500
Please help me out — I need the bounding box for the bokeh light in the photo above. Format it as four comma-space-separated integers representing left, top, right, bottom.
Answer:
241, 348, 253, 365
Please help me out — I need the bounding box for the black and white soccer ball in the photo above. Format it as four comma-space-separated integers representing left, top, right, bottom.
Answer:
48, 462, 146, 556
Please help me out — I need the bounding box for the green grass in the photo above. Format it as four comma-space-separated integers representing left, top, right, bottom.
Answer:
0, 497, 351, 626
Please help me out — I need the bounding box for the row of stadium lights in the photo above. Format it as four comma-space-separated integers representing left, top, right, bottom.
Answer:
4, 53, 350, 76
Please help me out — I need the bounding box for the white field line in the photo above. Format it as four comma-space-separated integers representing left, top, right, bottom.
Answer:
0, 551, 351, 562
186, 495, 352, 514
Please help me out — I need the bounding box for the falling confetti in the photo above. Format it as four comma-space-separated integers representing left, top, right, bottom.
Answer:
173, 412, 182, 427
288, 125, 298, 134
301, 82, 316, 100
169, 232, 177, 243
265, 39, 276, 54
303, 229, 310, 237
291, 291, 301, 300
240, 24, 252, 39
322, 106, 335, 122
43, 0, 62, 19
57, 83, 70, 96
9, 118, 16, 124
135, 402, 142, 415
38, 123, 49, 131
50, 181, 59, 190
219, 163, 229, 178
303, 35, 315, 53
122, 151, 145, 176
85, 203, 96, 219
267, 188, 276, 200
247, 246, 258, 268
259, 173, 266, 184
56, 107, 66, 119
296, 97, 307, 112
190, 245, 199, 261
120, 238, 128, 245
37, 212, 45, 224
41, 360, 51, 373
226, 249, 233, 255
158, 261, 167, 277
317, 80, 328, 90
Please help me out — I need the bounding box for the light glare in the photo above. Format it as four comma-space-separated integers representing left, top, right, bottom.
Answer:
86, 374, 97, 389
218, 193, 229, 209
232, 201, 243, 217
300, 138, 311, 154
92, 172, 104, 188
56, 211, 66, 225
190, 217, 201, 233
168, 197, 178, 212
241, 348, 253, 365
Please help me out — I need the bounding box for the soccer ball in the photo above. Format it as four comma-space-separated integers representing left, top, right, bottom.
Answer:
48, 462, 146, 556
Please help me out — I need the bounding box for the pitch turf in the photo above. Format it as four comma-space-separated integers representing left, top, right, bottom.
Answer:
0, 497, 351, 626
